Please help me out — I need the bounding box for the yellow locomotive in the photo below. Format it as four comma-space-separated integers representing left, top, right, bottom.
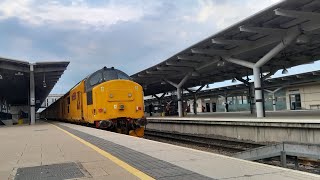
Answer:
41, 67, 147, 137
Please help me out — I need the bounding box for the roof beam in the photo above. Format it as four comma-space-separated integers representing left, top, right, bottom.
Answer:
212, 38, 252, 46
195, 58, 220, 71
177, 55, 214, 62
274, 8, 320, 32
157, 66, 194, 71
239, 26, 287, 35
0, 63, 29, 72
146, 70, 172, 75
274, 8, 320, 20
166, 60, 200, 67
191, 48, 228, 56
224, 57, 254, 69
34, 67, 67, 73
312, 71, 320, 76
137, 73, 163, 78
227, 26, 300, 56
280, 18, 308, 29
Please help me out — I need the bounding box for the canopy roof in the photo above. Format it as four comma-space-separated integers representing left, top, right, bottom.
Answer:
132, 0, 320, 96
145, 70, 320, 102
0, 57, 69, 108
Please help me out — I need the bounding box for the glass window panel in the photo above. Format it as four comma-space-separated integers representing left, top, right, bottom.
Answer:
89, 72, 103, 86
103, 70, 117, 81
117, 71, 131, 80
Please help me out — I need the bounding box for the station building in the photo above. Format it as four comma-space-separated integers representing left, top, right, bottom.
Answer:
144, 70, 320, 115
191, 83, 320, 113
41, 94, 63, 108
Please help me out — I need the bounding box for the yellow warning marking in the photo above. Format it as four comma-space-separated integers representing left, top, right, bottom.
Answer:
52, 124, 155, 180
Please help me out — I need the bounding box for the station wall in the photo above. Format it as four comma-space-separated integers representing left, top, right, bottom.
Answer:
286, 83, 320, 110
188, 83, 320, 113
147, 82, 320, 114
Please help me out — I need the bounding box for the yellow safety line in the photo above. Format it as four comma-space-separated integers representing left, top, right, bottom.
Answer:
52, 124, 155, 180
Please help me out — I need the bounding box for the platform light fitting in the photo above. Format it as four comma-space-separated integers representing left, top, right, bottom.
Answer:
143, 85, 147, 90
231, 78, 237, 83
217, 60, 225, 67
282, 67, 288, 74
192, 71, 200, 77
296, 33, 310, 44
43, 73, 46, 88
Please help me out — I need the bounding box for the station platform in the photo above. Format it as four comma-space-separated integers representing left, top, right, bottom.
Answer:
149, 110, 320, 119
146, 110, 320, 144
1, 121, 319, 180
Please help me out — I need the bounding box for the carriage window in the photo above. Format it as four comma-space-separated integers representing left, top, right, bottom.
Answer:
89, 72, 102, 86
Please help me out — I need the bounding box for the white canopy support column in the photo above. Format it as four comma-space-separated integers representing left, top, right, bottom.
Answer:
186, 85, 205, 115
235, 77, 254, 114
29, 64, 35, 125
265, 87, 284, 111
253, 67, 264, 117
224, 27, 300, 118
0, 98, 2, 112
153, 93, 166, 104
218, 95, 229, 112
165, 73, 191, 117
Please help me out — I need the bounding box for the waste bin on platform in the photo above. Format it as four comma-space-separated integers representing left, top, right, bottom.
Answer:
18, 119, 23, 125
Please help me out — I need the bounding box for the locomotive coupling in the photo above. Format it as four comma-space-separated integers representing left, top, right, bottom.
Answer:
136, 117, 148, 126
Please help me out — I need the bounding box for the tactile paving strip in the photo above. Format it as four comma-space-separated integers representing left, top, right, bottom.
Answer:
15, 162, 85, 180
57, 124, 213, 180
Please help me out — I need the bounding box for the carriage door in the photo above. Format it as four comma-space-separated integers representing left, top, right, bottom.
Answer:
77, 91, 84, 119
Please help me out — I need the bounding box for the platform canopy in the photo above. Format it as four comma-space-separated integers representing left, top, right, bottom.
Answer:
0, 57, 69, 108
132, 0, 320, 96
201, 70, 320, 97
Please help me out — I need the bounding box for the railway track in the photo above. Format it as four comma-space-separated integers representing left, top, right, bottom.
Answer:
144, 129, 264, 153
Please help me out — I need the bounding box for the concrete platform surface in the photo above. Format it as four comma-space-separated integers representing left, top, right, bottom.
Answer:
0, 121, 319, 180
0, 122, 139, 180
57, 122, 320, 179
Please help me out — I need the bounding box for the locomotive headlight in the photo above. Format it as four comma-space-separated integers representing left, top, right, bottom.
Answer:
128, 93, 132, 97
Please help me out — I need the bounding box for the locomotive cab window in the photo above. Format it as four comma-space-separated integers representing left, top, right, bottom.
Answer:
85, 67, 131, 92
117, 71, 131, 80
89, 72, 103, 86
103, 70, 117, 81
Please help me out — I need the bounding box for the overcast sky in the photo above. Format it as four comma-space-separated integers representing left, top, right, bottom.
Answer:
1, 0, 320, 94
